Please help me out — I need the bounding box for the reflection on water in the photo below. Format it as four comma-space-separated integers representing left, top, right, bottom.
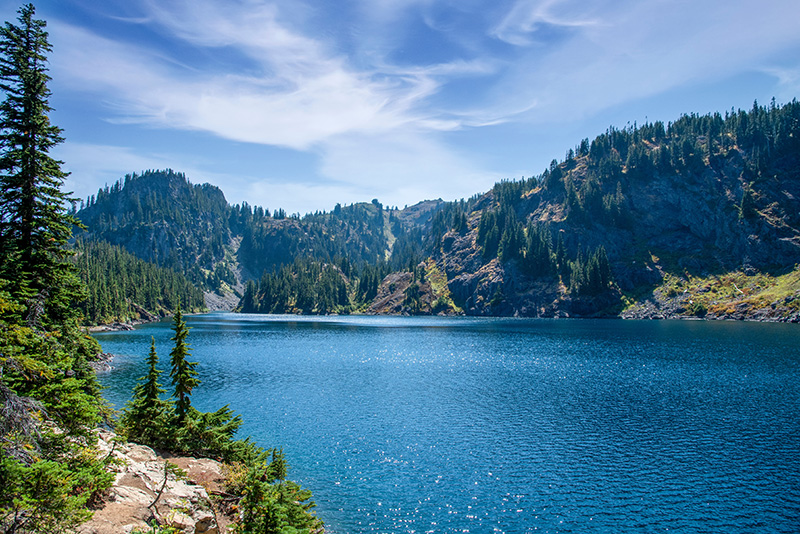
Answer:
97, 314, 800, 533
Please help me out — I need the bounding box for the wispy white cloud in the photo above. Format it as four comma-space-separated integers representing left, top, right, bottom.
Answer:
480, 0, 800, 124
50, 21, 426, 150
491, 0, 600, 46
46, 0, 504, 211
38, 0, 800, 213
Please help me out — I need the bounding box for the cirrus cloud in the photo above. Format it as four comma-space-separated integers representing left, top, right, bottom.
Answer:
22, 0, 800, 213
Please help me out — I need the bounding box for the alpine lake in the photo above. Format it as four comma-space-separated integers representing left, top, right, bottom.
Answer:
95, 313, 800, 533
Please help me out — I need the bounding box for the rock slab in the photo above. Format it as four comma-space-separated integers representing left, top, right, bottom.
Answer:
78, 430, 229, 534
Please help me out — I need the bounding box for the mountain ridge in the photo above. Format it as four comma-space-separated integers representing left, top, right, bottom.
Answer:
73, 99, 800, 322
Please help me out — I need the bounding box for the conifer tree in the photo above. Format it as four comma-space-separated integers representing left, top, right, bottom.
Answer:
169, 306, 199, 423
0, 3, 82, 325
0, 2, 103, 434
141, 336, 166, 407
119, 337, 170, 446
554, 232, 569, 280
0, 7, 113, 532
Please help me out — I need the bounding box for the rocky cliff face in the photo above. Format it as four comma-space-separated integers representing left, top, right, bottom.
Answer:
367, 272, 419, 314
435, 225, 620, 318
77, 170, 233, 272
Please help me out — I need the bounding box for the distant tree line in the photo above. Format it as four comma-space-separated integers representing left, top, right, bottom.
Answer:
71, 238, 205, 324
239, 256, 392, 314
237, 199, 395, 277
75, 172, 423, 293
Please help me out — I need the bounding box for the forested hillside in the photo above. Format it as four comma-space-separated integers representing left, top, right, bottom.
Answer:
235, 199, 400, 277
73, 174, 422, 310
75, 99, 800, 321
75, 169, 235, 290
72, 239, 205, 324
427, 98, 800, 319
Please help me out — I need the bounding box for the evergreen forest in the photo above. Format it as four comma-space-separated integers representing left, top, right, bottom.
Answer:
72, 238, 205, 324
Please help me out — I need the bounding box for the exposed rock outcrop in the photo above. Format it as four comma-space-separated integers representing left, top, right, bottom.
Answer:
79, 430, 233, 534
203, 290, 241, 312
621, 282, 800, 322
367, 271, 417, 314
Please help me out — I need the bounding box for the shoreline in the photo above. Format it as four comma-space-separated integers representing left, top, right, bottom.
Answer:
165, 308, 800, 324
87, 317, 158, 332
89, 310, 800, 325
86, 304, 227, 333
89, 351, 115, 373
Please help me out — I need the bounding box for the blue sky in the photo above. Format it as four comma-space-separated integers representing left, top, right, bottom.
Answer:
3, 0, 800, 214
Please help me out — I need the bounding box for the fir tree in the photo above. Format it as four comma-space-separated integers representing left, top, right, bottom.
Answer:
119, 337, 170, 447
0, 3, 82, 325
169, 306, 199, 423
141, 337, 166, 408
0, 7, 113, 532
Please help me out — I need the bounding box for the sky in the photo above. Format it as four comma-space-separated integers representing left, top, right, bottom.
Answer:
2, 0, 800, 215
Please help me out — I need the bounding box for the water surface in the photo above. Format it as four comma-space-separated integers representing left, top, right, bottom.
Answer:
97, 314, 800, 533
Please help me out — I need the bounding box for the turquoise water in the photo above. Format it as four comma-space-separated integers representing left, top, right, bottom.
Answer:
96, 314, 800, 533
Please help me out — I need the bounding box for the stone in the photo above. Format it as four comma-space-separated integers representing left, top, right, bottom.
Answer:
166, 510, 195, 532
194, 511, 219, 534
111, 486, 153, 507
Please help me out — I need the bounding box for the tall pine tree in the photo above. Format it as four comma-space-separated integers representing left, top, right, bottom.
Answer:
169, 305, 199, 423
119, 337, 170, 447
0, 6, 112, 532
0, 3, 82, 326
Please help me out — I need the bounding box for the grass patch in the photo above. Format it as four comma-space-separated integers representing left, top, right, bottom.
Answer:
424, 259, 463, 314
651, 266, 800, 318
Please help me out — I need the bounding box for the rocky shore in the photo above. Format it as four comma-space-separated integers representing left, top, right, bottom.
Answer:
621, 298, 800, 322
79, 430, 235, 534
89, 321, 143, 333
620, 280, 800, 323
89, 352, 116, 373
